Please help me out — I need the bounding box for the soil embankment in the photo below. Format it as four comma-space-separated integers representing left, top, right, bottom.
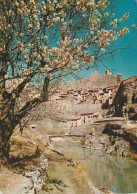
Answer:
40, 147, 110, 194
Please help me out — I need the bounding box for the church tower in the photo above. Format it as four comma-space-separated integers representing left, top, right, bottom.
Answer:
117, 73, 123, 83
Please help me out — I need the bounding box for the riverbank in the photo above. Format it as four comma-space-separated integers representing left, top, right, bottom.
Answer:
0, 123, 110, 194
50, 141, 137, 193
1, 133, 137, 193
40, 146, 112, 194
0, 145, 111, 194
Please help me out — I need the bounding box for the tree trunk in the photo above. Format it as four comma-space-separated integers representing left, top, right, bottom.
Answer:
0, 120, 15, 159
0, 92, 17, 159
42, 77, 49, 101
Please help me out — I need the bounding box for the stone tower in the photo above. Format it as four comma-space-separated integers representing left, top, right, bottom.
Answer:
105, 69, 112, 75
117, 73, 123, 83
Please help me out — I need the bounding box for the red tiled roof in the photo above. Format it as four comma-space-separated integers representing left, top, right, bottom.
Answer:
81, 90, 88, 94
74, 89, 82, 92
106, 84, 119, 89
93, 113, 100, 116
59, 95, 67, 98
93, 115, 99, 117
81, 112, 95, 116
92, 89, 98, 92
55, 98, 62, 100
60, 92, 68, 95
67, 116, 81, 121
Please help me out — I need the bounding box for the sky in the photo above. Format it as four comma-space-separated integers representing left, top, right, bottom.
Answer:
77, 0, 137, 79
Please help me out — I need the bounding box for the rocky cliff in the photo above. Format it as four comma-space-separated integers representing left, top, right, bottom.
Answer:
83, 119, 137, 158
113, 76, 137, 117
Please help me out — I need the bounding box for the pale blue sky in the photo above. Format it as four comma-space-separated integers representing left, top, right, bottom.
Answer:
78, 0, 137, 79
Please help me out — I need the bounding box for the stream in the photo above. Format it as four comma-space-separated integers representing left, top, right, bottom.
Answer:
51, 141, 137, 193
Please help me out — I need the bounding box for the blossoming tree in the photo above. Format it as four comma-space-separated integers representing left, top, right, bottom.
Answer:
0, 0, 134, 158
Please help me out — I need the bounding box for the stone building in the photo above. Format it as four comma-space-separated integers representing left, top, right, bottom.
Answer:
67, 116, 81, 128
81, 112, 101, 125
81, 112, 95, 124
117, 73, 123, 84
105, 69, 112, 75
102, 84, 120, 108
89, 71, 100, 84
67, 112, 102, 128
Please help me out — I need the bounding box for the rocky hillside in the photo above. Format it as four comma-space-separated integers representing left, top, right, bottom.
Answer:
113, 76, 137, 117
83, 118, 137, 159
49, 73, 117, 93
91, 74, 117, 88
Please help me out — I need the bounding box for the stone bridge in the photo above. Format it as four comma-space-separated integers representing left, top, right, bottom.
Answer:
47, 134, 86, 143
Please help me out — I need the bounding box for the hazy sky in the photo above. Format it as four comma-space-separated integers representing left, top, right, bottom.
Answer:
79, 0, 137, 79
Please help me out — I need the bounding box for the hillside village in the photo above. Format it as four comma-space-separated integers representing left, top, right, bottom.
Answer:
49, 70, 121, 108
46, 70, 123, 128
4, 69, 137, 128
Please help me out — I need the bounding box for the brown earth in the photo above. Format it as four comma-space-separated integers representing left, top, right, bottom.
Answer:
0, 166, 31, 194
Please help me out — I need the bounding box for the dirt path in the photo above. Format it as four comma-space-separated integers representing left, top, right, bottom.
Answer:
47, 161, 80, 194
39, 146, 111, 194
40, 159, 94, 194
0, 167, 33, 194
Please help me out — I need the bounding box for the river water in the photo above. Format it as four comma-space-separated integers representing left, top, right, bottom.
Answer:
52, 141, 137, 193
